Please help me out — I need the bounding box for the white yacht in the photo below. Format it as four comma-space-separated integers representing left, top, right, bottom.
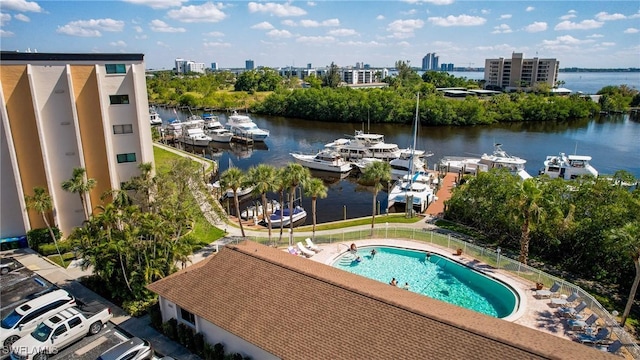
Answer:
263, 205, 307, 228
291, 149, 353, 173
324, 130, 401, 161
540, 153, 598, 180
204, 117, 233, 143
149, 107, 162, 126
352, 157, 383, 171
440, 144, 531, 180
180, 127, 212, 147
390, 148, 432, 180
387, 172, 435, 213
241, 199, 280, 220
226, 111, 269, 141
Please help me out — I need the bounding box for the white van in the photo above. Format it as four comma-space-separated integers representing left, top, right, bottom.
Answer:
0, 289, 75, 352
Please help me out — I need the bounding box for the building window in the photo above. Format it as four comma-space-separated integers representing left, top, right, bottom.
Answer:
105, 64, 126, 74
110, 95, 129, 104
116, 153, 136, 163
179, 307, 195, 326
113, 124, 133, 134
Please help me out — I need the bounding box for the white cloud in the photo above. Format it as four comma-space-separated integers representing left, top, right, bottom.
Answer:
135, 34, 147, 40
402, 9, 417, 15
337, 40, 383, 47
281, 19, 296, 26
0, 29, 15, 37
408, 0, 454, 4
428, 15, 486, 27
600, 42, 615, 46
156, 41, 170, 48
251, 21, 274, 30
525, 6, 534, 12
586, 33, 603, 38
630, 11, 640, 19
624, 28, 639, 34
133, 26, 143, 33
480, 9, 490, 15
554, 20, 603, 30
247, 2, 306, 17
524, 21, 547, 33
167, 3, 226, 23
475, 44, 513, 52
398, 41, 410, 47
149, 19, 186, 33
499, 14, 512, 20
296, 35, 334, 44
307, 1, 316, 6
299, 18, 339, 27
376, 15, 385, 20
387, 19, 424, 36
0, 13, 11, 26
327, 28, 357, 37
559, 14, 575, 21
122, 0, 187, 9
492, 24, 511, 34
595, 12, 626, 21
204, 31, 224, 37
203, 41, 231, 48
542, 35, 593, 48
2, 0, 42, 13
14, 13, 29, 22
56, 18, 124, 37
110, 40, 127, 47
266, 29, 292, 38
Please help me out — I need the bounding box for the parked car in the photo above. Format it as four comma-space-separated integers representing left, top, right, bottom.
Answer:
97, 337, 153, 360
0, 257, 22, 275
10, 305, 113, 360
0, 289, 75, 351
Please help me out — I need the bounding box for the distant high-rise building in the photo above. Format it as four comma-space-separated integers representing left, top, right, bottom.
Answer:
421, 53, 439, 71
484, 52, 559, 91
175, 58, 205, 74
307, 63, 312, 69
441, 63, 454, 71
245, 59, 254, 70
211, 62, 218, 70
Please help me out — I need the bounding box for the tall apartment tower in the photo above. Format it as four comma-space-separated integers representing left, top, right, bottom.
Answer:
484, 52, 559, 90
0, 52, 154, 239
245, 60, 255, 70
421, 53, 439, 71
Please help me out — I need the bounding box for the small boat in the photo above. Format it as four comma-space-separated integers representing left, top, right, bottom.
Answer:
540, 153, 598, 180
262, 205, 307, 228
179, 124, 212, 147
149, 107, 162, 126
240, 199, 280, 220
207, 128, 234, 143
226, 111, 269, 141
390, 148, 432, 180
291, 149, 352, 173
212, 181, 255, 200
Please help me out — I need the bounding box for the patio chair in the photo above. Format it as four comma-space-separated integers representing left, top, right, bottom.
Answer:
297, 242, 315, 258
287, 246, 300, 256
576, 327, 609, 344
598, 339, 623, 354
535, 282, 561, 299
568, 313, 598, 331
305, 238, 321, 252
558, 301, 587, 318
549, 292, 579, 308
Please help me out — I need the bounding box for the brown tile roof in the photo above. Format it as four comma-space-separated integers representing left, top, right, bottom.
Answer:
147, 241, 614, 360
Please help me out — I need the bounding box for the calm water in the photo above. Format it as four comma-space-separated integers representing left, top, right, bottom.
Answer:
332, 246, 517, 318
155, 78, 640, 223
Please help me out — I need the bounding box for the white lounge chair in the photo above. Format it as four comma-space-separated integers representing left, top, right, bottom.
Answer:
549, 292, 579, 308
568, 313, 598, 331
297, 242, 315, 257
305, 238, 321, 252
535, 282, 560, 299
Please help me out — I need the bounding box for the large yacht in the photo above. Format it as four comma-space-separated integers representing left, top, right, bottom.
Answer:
440, 144, 531, 180
225, 111, 269, 141
324, 130, 401, 161
291, 149, 353, 173
390, 148, 433, 180
540, 153, 598, 180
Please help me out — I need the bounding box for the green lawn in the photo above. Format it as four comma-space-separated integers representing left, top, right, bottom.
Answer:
153, 146, 181, 175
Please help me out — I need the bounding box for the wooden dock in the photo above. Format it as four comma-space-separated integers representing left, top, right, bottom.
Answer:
232, 135, 254, 145
425, 172, 457, 217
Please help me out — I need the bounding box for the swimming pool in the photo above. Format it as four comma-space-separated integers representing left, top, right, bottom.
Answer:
332, 246, 518, 318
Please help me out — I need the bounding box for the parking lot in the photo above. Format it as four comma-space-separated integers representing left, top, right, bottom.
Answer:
1, 254, 176, 360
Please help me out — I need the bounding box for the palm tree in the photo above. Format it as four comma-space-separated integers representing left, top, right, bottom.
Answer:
511, 178, 546, 264
24, 187, 65, 266
304, 177, 328, 241
607, 221, 640, 326
248, 164, 277, 245
275, 168, 287, 244
281, 163, 310, 246
220, 167, 247, 237
361, 161, 392, 236
61, 167, 97, 221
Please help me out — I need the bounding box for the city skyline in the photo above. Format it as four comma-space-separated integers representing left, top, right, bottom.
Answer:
1, 0, 639, 70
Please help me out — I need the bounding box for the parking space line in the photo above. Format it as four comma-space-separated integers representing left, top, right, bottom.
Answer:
114, 331, 128, 341
74, 336, 107, 356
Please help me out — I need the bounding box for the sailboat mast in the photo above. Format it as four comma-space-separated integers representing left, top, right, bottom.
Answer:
409, 93, 419, 176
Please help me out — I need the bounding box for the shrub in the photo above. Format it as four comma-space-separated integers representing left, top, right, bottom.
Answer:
177, 323, 195, 350
194, 333, 206, 357
213, 343, 225, 360
122, 298, 156, 317
39, 241, 72, 256
162, 318, 178, 341
149, 302, 163, 330
27, 227, 61, 252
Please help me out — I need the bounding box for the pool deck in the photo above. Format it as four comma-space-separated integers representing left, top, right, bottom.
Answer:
308, 238, 595, 344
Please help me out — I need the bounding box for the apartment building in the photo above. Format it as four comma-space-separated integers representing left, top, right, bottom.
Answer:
175, 58, 206, 74
0, 52, 154, 239
484, 52, 559, 91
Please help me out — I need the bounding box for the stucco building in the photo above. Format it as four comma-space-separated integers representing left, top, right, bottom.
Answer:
484, 52, 559, 91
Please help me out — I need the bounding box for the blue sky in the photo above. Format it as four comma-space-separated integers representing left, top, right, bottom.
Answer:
1, 0, 639, 70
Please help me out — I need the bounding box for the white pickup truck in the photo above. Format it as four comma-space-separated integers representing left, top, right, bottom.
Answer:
9, 304, 112, 360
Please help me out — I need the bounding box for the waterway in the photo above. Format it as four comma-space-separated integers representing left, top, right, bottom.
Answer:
156, 105, 639, 224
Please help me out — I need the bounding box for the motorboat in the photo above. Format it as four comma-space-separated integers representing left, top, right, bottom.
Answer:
149, 107, 162, 125
262, 205, 307, 228
164, 119, 183, 137
202, 113, 218, 122
540, 153, 598, 180
180, 127, 212, 147
213, 180, 255, 200
324, 130, 401, 161
204, 118, 233, 143
440, 144, 531, 180
241, 199, 280, 220
291, 149, 352, 173
226, 111, 269, 141
390, 148, 432, 180
352, 157, 383, 171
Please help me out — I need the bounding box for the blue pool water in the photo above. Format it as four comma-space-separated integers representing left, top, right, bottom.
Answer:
332, 246, 517, 318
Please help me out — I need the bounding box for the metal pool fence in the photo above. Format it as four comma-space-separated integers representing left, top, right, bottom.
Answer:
229, 226, 639, 357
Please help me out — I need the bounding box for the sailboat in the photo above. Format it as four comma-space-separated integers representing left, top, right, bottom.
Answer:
387, 94, 435, 213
